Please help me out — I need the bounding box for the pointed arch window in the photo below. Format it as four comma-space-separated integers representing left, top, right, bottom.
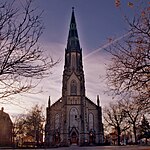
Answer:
70, 80, 77, 95
55, 114, 60, 129
70, 107, 78, 128
89, 113, 94, 130
72, 55, 75, 68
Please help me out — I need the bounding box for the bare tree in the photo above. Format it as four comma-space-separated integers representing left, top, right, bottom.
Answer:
103, 101, 128, 145
139, 115, 150, 144
0, 0, 55, 100
25, 104, 45, 147
119, 98, 144, 144
13, 105, 45, 147
106, 1, 150, 107
13, 114, 26, 147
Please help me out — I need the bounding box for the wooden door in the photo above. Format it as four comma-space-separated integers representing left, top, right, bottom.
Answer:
71, 132, 78, 145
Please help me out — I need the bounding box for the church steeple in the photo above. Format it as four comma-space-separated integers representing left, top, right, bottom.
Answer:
66, 7, 81, 52
62, 8, 85, 97
64, 7, 83, 73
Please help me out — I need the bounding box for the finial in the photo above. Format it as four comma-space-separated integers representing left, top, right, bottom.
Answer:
97, 95, 100, 107
1, 107, 4, 112
48, 96, 51, 107
72, 7, 74, 11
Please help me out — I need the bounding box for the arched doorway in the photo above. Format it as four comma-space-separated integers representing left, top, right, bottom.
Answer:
53, 132, 60, 145
71, 131, 78, 145
89, 131, 95, 145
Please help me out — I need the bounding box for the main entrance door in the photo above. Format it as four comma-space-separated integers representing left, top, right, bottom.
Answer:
89, 132, 95, 145
71, 132, 78, 145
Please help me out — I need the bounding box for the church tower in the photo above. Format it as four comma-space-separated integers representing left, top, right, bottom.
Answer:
45, 8, 104, 147
61, 7, 87, 145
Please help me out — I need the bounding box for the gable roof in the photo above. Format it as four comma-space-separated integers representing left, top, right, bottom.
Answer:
85, 96, 98, 108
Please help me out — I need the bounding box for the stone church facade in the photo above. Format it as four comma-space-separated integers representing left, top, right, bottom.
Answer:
45, 8, 104, 147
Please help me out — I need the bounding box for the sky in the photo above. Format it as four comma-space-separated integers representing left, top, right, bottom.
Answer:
0, 0, 141, 117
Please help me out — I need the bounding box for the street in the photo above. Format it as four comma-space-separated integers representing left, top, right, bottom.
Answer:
1, 146, 150, 150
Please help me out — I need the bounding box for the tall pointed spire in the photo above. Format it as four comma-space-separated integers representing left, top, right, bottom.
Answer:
66, 7, 81, 51
63, 7, 85, 97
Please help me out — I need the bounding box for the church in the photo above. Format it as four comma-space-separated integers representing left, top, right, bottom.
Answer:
45, 8, 104, 147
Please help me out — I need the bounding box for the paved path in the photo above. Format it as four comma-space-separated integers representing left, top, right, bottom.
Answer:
58, 145, 149, 150
1, 146, 150, 150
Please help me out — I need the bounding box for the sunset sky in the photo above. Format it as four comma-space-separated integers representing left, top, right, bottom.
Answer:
1, 0, 143, 117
